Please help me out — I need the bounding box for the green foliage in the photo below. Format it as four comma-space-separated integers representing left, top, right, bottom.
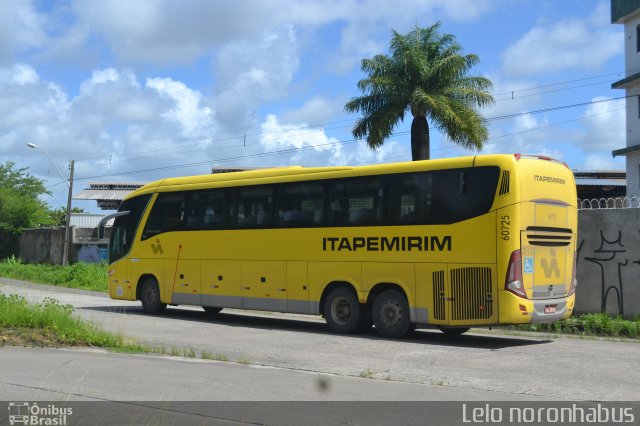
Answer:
514, 313, 640, 338
345, 22, 493, 160
0, 161, 54, 258
47, 206, 86, 226
0, 293, 124, 346
0, 257, 108, 292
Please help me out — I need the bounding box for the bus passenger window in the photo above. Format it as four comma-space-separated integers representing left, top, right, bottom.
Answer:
278, 182, 324, 227
142, 192, 185, 239
236, 186, 273, 228
437, 166, 500, 223
330, 178, 382, 226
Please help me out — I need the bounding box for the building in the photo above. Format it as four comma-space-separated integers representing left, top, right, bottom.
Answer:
611, 0, 640, 199
73, 182, 145, 211
574, 169, 627, 200
73, 169, 260, 211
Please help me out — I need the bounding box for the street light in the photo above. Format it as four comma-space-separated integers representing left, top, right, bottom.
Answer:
27, 143, 75, 266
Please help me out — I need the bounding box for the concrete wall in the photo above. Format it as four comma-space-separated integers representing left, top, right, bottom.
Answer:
19, 227, 67, 265
19, 227, 110, 265
576, 208, 640, 319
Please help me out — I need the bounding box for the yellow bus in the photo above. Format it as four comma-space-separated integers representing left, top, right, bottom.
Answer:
100, 154, 577, 338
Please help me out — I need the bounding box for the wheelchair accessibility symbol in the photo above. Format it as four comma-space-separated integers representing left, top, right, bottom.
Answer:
524, 257, 534, 274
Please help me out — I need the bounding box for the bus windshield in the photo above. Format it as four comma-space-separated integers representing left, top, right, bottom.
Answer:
109, 194, 151, 263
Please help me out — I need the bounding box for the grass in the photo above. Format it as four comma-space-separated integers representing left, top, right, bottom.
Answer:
512, 313, 640, 338
358, 369, 375, 379
0, 256, 108, 292
0, 294, 248, 365
0, 293, 124, 347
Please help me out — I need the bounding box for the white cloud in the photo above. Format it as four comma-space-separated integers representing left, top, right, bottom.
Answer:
481, 113, 565, 160
575, 96, 625, 153
582, 154, 622, 170
501, 2, 621, 77
213, 26, 300, 134
0, 0, 47, 64
147, 77, 214, 137
280, 97, 346, 126
64, 0, 496, 70
259, 114, 406, 166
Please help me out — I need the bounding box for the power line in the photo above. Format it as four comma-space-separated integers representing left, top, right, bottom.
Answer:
73, 71, 629, 166
73, 94, 628, 181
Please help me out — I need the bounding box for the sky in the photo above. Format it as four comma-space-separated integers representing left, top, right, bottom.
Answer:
0, 0, 627, 212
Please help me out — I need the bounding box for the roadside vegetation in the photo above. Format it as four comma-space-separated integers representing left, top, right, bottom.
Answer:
0, 256, 108, 292
0, 293, 124, 347
0, 293, 250, 365
512, 313, 640, 339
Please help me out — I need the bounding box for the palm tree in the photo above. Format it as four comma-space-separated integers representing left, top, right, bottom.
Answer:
345, 23, 494, 161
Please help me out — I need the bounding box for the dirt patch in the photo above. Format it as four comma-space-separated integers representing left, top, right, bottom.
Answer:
0, 327, 83, 348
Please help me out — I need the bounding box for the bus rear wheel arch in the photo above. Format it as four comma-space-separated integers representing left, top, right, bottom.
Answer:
139, 277, 167, 314
372, 289, 411, 339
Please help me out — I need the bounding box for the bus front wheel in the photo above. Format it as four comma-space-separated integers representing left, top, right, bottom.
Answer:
140, 278, 167, 314
324, 287, 361, 334
372, 289, 410, 339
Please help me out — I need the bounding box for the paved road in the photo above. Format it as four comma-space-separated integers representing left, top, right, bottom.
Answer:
1, 278, 639, 402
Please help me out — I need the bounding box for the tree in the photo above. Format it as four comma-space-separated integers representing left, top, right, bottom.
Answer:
345, 23, 494, 161
48, 206, 85, 227
0, 161, 53, 258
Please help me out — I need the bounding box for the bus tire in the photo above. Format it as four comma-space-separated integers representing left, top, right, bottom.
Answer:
203, 306, 223, 314
140, 278, 166, 314
324, 287, 361, 334
372, 289, 410, 339
439, 326, 470, 336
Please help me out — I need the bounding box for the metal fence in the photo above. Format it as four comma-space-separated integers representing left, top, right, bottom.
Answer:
578, 196, 640, 210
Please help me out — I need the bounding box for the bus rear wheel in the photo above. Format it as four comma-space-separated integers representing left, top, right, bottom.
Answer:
324, 287, 361, 334
203, 306, 223, 315
372, 289, 410, 339
140, 278, 166, 314
439, 326, 470, 336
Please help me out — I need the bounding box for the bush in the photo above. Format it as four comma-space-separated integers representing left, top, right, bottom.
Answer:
0, 257, 108, 292
0, 293, 124, 346
513, 313, 639, 338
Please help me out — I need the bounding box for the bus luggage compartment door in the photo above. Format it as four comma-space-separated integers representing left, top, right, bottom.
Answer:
520, 227, 573, 300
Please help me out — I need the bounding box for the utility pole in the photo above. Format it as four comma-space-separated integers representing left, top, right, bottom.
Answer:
62, 160, 74, 266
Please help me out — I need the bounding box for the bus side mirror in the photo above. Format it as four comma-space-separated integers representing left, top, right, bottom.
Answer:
97, 210, 130, 241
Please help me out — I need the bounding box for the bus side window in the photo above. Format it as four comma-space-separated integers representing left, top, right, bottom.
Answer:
142, 192, 185, 239
345, 178, 383, 226
279, 182, 324, 227
328, 182, 348, 226
438, 167, 500, 223
236, 186, 273, 228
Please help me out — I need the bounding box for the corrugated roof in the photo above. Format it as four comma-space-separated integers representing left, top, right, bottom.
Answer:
73, 189, 136, 201
575, 178, 626, 187
70, 213, 106, 228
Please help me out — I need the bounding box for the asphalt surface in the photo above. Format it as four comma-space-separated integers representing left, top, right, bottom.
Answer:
1, 277, 639, 403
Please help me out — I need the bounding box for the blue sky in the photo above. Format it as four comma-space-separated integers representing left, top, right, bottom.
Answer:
0, 0, 626, 211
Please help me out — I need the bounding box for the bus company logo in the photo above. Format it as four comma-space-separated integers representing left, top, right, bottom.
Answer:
151, 239, 164, 255
534, 174, 565, 185
7, 402, 72, 425
322, 236, 452, 252
540, 249, 561, 278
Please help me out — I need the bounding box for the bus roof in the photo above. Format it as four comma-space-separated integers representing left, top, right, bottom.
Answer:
123, 154, 560, 200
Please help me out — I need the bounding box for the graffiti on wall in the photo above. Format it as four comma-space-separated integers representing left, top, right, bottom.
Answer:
579, 230, 640, 317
